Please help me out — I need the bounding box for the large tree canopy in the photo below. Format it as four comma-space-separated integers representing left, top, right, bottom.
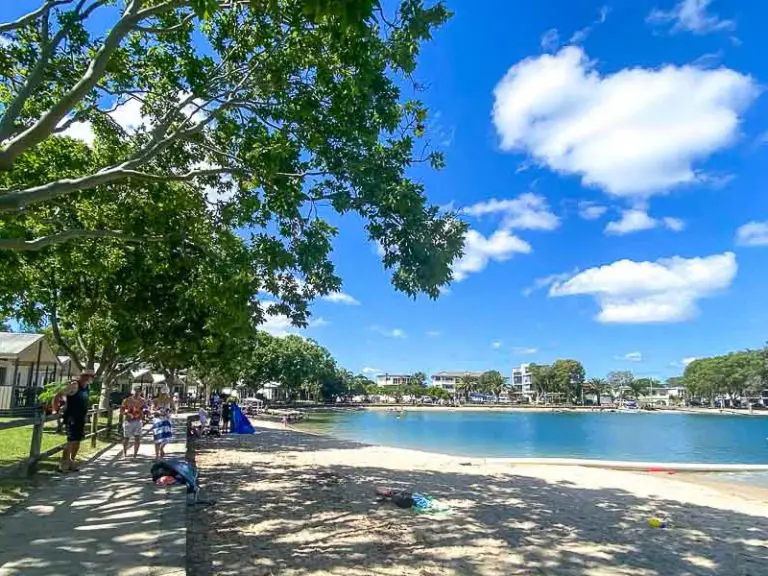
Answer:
0, 0, 465, 300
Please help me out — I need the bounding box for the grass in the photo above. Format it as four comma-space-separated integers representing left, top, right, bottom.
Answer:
0, 413, 118, 515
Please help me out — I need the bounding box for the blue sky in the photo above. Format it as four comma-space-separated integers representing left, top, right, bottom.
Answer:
290, 0, 768, 381
3, 0, 767, 382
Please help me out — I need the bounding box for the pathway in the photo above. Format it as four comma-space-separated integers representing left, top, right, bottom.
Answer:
0, 416, 190, 576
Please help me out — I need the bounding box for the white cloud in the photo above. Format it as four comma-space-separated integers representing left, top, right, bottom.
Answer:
682, 356, 699, 367
362, 367, 381, 375
462, 193, 560, 231
623, 352, 643, 362
513, 346, 539, 355
549, 251, 737, 323
540, 29, 560, 52
492, 46, 758, 198
452, 229, 531, 281
491, 341, 503, 349
426, 330, 441, 337
260, 314, 327, 337
322, 291, 360, 305
59, 121, 96, 147
578, 201, 608, 220
604, 209, 686, 235
569, 5, 611, 44
647, 0, 735, 35
370, 326, 407, 338
522, 269, 578, 296
736, 221, 768, 247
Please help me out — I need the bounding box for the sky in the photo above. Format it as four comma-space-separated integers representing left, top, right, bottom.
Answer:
3, 0, 768, 382
289, 0, 768, 381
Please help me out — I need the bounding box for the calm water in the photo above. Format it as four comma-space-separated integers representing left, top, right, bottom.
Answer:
301, 410, 768, 464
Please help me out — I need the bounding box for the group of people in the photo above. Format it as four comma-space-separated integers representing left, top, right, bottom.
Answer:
57, 372, 179, 473
197, 392, 233, 436
119, 386, 176, 460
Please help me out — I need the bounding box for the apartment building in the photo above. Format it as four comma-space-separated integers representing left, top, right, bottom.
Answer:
511, 363, 536, 403
375, 374, 413, 388
430, 371, 483, 394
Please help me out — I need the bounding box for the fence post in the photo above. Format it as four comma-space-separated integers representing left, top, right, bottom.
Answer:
27, 407, 45, 476
90, 408, 98, 448
106, 405, 114, 439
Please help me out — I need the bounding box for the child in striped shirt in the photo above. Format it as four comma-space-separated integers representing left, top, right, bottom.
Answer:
152, 409, 173, 460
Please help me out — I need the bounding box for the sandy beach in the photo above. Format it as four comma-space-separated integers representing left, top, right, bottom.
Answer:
188, 421, 768, 575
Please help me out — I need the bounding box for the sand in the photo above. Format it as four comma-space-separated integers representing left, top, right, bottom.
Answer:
187, 421, 768, 576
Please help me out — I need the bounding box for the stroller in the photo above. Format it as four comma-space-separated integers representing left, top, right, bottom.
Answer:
207, 407, 221, 437
151, 459, 200, 504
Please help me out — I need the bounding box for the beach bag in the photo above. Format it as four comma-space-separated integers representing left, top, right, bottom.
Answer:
391, 490, 414, 509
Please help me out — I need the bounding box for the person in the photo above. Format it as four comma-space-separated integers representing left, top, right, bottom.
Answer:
59, 369, 95, 473
154, 386, 174, 413
221, 399, 231, 434
152, 408, 173, 460
121, 389, 145, 458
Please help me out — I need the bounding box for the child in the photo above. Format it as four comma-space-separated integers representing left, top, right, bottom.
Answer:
152, 409, 173, 460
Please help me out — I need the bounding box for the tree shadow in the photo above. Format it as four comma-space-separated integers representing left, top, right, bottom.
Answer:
188, 429, 768, 576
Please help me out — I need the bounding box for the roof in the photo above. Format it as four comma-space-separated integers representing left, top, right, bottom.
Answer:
0, 332, 44, 356
376, 374, 413, 378
432, 371, 483, 378
0, 332, 60, 364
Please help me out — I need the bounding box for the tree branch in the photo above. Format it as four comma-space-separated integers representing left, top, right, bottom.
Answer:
0, 0, 74, 34
0, 229, 156, 251
134, 12, 194, 34
0, 165, 235, 212
50, 290, 81, 368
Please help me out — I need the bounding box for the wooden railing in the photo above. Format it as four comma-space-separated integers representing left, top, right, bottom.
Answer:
0, 405, 118, 477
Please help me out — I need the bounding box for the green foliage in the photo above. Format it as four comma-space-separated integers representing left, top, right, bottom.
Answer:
683, 348, 766, 401
585, 378, 612, 405
479, 370, 506, 399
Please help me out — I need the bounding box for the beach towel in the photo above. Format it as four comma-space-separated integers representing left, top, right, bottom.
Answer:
150, 459, 199, 495
231, 404, 256, 434
152, 416, 173, 445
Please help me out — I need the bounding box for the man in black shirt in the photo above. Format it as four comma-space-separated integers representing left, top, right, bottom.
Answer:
59, 369, 95, 473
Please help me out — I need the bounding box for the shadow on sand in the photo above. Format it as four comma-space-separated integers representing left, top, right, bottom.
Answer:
187, 428, 768, 576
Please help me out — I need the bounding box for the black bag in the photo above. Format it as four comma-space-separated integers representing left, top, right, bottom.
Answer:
391, 490, 414, 509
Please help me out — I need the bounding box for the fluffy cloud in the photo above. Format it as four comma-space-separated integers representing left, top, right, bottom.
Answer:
455, 193, 559, 281
522, 269, 578, 296
540, 29, 560, 52
735, 221, 768, 246
682, 356, 699, 367
362, 367, 381, 375
492, 46, 757, 198
462, 193, 560, 231
623, 352, 643, 362
452, 229, 531, 281
513, 346, 539, 355
260, 314, 328, 337
578, 201, 608, 220
604, 209, 685, 235
549, 251, 737, 323
370, 326, 406, 338
647, 0, 735, 35
322, 292, 360, 305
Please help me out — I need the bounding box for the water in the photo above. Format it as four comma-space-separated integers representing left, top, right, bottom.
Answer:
299, 409, 768, 465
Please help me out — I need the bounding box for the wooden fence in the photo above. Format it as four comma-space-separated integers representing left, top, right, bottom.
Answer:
0, 405, 120, 477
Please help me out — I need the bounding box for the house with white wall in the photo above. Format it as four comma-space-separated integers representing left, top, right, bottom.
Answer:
0, 332, 63, 411
430, 371, 483, 395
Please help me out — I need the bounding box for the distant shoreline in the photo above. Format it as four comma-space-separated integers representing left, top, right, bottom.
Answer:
360, 404, 768, 416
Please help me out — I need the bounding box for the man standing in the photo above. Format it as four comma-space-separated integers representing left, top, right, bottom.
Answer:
121, 389, 145, 458
59, 369, 95, 473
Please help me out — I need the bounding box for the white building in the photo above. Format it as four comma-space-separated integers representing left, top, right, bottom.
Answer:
376, 374, 413, 388
0, 332, 63, 411
511, 363, 536, 403
430, 371, 482, 394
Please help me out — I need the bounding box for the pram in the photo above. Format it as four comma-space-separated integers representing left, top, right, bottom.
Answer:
207, 408, 221, 437
151, 459, 200, 504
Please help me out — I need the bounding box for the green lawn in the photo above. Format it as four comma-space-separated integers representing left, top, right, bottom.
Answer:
0, 412, 119, 515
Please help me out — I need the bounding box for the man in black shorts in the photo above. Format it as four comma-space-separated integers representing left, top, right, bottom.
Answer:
59, 369, 95, 473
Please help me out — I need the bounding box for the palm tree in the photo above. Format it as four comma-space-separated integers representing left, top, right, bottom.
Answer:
628, 379, 648, 402
586, 378, 612, 406
456, 374, 476, 404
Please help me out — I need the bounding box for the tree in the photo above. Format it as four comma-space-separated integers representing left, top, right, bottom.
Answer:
404, 371, 428, 399
456, 374, 477, 403
529, 364, 557, 404
551, 359, 585, 404
479, 370, 506, 402
0, 0, 466, 302
607, 370, 634, 400
585, 377, 611, 406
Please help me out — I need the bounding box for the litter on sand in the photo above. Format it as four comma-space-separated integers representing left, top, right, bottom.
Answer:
375, 487, 452, 514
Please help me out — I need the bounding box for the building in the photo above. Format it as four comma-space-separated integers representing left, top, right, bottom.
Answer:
430, 371, 483, 395
0, 332, 63, 411
511, 363, 536, 403
376, 374, 413, 388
